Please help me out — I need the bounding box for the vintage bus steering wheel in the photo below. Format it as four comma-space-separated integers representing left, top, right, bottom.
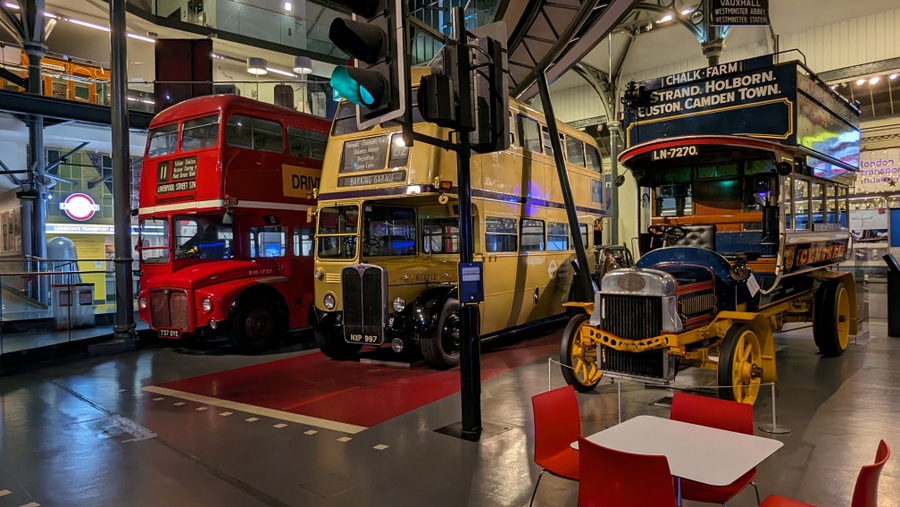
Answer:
647, 225, 688, 246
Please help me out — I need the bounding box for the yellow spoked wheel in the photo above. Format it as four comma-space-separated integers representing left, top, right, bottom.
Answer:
814, 281, 851, 357
717, 324, 763, 404
560, 313, 602, 392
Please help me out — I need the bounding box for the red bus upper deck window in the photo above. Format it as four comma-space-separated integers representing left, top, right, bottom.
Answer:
287, 126, 327, 161
180, 114, 220, 152
225, 115, 284, 153
147, 123, 178, 158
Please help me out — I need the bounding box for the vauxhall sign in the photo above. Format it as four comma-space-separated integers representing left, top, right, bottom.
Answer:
710, 0, 770, 26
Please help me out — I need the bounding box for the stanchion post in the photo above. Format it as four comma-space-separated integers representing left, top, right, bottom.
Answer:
757, 382, 791, 434
617, 380, 622, 424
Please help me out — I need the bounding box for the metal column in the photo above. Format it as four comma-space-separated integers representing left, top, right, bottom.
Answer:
110, 0, 138, 345
537, 73, 594, 303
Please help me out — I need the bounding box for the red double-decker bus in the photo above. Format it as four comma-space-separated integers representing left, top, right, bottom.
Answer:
136, 95, 329, 352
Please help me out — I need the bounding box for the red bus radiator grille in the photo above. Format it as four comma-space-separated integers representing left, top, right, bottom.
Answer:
150, 289, 189, 330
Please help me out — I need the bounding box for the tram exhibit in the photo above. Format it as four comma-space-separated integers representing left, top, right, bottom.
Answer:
309, 89, 606, 369
561, 53, 861, 404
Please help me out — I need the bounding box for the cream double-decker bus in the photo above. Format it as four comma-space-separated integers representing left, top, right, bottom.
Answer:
308, 92, 606, 369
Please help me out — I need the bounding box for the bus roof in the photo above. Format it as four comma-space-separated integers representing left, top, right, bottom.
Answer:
149, 94, 329, 131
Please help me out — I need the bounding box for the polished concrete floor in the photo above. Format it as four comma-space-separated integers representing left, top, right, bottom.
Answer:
0, 320, 898, 507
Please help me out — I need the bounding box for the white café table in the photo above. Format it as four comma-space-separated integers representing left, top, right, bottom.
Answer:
580, 415, 783, 506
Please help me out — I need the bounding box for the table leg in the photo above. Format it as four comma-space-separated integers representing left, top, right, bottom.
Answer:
676, 477, 682, 507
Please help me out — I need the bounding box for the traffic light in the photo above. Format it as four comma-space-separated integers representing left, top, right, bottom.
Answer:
329, 0, 407, 129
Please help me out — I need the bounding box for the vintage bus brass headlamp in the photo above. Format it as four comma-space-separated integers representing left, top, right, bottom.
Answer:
138, 296, 147, 309
323, 293, 336, 310
201, 297, 213, 313
393, 297, 406, 312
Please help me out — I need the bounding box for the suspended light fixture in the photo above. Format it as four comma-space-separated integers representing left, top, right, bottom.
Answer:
293, 56, 313, 74
247, 57, 268, 75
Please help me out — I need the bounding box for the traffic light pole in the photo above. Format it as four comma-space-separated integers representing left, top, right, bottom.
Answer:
453, 7, 482, 442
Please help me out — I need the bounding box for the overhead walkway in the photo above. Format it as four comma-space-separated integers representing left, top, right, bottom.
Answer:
0, 89, 154, 130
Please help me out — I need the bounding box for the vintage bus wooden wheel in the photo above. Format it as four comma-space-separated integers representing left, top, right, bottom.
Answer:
813, 281, 851, 357
421, 299, 461, 370
560, 313, 602, 392
718, 324, 762, 404
231, 297, 284, 353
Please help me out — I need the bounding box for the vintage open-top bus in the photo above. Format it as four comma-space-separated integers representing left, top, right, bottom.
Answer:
560, 54, 860, 403
136, 95, 330, 352
310, 86, 607, 369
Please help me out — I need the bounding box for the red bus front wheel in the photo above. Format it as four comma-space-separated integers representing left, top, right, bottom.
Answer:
230, 296, 285, 353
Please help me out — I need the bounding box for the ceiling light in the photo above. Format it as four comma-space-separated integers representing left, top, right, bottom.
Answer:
681, 8, 693, 15
657, 14, 673, 23
247, 57, 268, 75
3, 2, 19, 9
856, 79, 866, 85
43, 11, 57, 18
891, 74, 899, 80
869, 76, 880, 85
67, 17, 110, 32
127, 33, 156, 43
284, 1, 292, 11
266, 66, 296, 77
293, 55, 313, 74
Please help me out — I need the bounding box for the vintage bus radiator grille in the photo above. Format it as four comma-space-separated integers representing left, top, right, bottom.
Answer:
149, 289, 189, 330
341, 265, 386, 344
601, 295, 662, 339
600, 348, 668, 379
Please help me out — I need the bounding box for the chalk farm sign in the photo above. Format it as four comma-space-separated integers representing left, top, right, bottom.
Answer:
710, 0, 770, 26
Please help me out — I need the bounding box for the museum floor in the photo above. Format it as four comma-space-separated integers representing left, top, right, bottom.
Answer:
0, 319, 897, 507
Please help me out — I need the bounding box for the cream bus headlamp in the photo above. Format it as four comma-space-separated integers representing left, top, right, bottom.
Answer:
323, 293, 336, 310
314, 268, 325, 280
393, 297, 406, 312
201, 297, 213, 313
138, 296, 147, 309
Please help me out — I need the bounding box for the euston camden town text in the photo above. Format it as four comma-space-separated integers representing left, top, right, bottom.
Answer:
637, 70, 781, 119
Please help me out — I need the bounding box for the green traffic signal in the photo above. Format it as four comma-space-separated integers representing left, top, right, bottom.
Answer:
330, 66, 387, 108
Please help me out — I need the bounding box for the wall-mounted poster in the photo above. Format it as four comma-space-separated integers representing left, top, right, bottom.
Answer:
1, 211, 8, 252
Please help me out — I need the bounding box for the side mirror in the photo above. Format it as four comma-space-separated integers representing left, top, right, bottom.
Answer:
615, 174, 626, 187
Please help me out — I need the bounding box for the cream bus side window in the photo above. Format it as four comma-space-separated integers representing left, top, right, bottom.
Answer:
485, 217, 517, 252
521, 219, 545, 252
516, 115, 541, 153
548, 222, 569, 251
566, 136, 586, 167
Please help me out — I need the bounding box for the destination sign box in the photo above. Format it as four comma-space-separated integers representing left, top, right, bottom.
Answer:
338, 170, 407, 187
156, 156, 198, 194
710, 0, 770, 26
624, 55, 860, 172
341, 136, 388, 173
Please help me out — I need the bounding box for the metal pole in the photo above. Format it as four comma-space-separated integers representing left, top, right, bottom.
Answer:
536, 73, 593, 302
607, 32, 619, 246
110, 0, 138, 345
454, 7, 481, 441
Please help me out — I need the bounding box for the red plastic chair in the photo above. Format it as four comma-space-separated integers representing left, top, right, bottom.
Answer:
577, 436, 678, 507
760, 440, 890, 507
669, 392, 760, 505
529, 385, 581, 507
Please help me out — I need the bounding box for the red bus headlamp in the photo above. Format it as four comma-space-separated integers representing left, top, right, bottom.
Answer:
393, 297, 406, 312
138, 297, 147, 309
201, 297, 213, 313
323, 293, 336, 310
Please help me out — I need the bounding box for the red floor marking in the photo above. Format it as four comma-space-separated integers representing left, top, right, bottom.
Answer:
158, 333, 559, 428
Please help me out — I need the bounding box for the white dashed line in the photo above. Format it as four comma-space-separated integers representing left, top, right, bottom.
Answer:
304, 430, 318, 435
195, 407, 209, 411
373, 444, 389, 451
152, 397, 164, 401
273, 423, 288, 429
141, 385, 366, 434
245, 417, 259, 423
173, 402, 186, 406
219, 412, 233, 417
0, 490, 10, 497
337, 436, 352, 443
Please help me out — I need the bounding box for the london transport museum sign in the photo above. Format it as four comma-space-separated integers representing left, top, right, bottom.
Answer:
709, 0, 770, 26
